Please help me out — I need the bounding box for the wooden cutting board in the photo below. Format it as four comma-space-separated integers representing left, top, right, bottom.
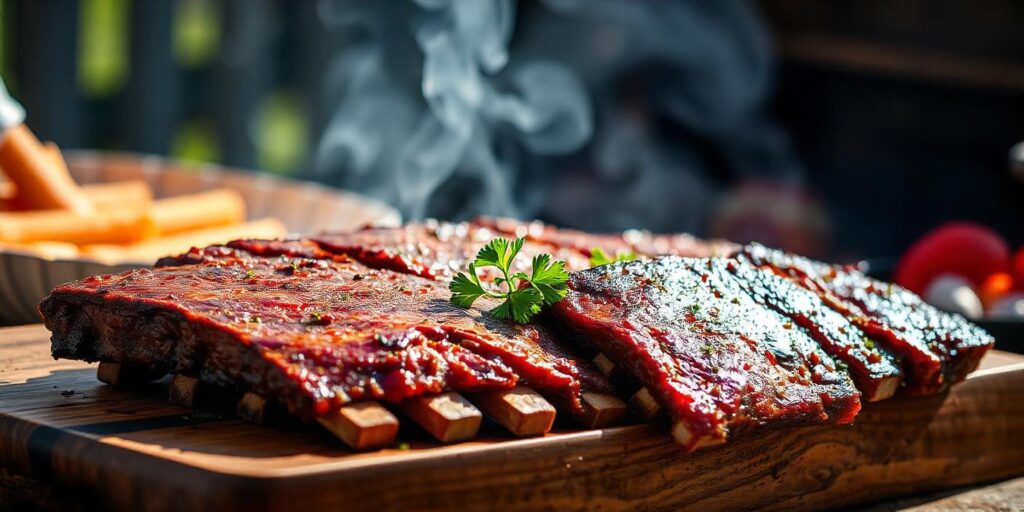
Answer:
2, 324, 1023, 511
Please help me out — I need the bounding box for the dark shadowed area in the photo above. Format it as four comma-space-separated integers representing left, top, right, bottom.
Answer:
2, 0, 1021, 260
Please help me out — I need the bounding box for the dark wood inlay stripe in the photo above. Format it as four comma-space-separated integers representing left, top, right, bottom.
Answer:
68, 413, 229, 436
25, 424, 61, 480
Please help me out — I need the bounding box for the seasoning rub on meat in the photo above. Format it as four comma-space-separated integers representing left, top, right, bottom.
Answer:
551, 257, 863, 450
42, 252, 619, 427
39, 219, 994, 452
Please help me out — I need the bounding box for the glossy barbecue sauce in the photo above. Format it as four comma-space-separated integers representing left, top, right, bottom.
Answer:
740, 243, 993, 395
724, 254, 903, 402
552, 257, 862, 451
60, 253, 612, 420
313, 220, 593, 281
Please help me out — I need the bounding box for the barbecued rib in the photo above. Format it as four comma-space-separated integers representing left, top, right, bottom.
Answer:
312, 220, 593, 280
167, 241, 619, 424
311, 221, 741, 423
550, 257, 862, 450
156, 238, 335, 267
41, 254, 615, 424
469, 217, 636, 258
725, 254, 903, 401
740, 243, 993, 393
471, 216, 739, 259
305, 224, 626, 420
828, 271, 993, 386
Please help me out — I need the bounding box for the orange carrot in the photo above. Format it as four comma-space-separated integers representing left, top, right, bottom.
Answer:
81, 218, 287, 264
0, 180, 14, 210
0, 240, 79, 259
0, 208, 156, 245
151, 188, 246, 235
82, 180, 154, 210
0, 125, 92, 212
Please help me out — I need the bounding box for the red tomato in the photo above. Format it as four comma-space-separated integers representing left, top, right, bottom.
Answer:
1013, 248, 1024, 290
978, 272, 1014, 309
894, 222, 1010, 294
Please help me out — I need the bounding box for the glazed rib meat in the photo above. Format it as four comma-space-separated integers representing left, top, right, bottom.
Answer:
149, 225, 618, 423
313, 218, 732, 283
470, 217, 637, 258
40, 214, 995, 451
725, 254, 903, 401
472, 216, 738, 258
740, 243, 993, 393
40, 253, 615, 423
550, 257, 861, 450
156, 238, 334, 267
313, 220, 592, 280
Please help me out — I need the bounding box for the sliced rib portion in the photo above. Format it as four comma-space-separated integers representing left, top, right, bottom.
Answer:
695, 258, 861, 423
740, 243, 993, 393
40, 255, 614, 424
313, 222, 474, 279
471, 216, 738, 258
309, 223, 624, 425
162, 238, 618, 424
313, 218, 733, 284
159, 238, 622, 428
725, 255, 903, 401
156, 238, 334, 267
828, 271, 993, 386
313, 220, 592, 280
470, 217, 637, 258
551, 257, 861, 450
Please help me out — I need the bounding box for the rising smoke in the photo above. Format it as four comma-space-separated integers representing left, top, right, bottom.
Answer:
313, 0, 591, 221
313, 0, 805, 234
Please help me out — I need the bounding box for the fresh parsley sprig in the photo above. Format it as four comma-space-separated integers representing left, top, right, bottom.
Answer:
589, 247, 637, 267
449, 237, 569, 323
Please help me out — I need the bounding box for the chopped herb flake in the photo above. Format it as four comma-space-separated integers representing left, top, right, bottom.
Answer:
589, 247, 637, 267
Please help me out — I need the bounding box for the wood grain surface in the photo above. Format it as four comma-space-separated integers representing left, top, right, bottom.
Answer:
899, 477, 1024, 511
2, 324, 1023, 512
855, 476, 1024, 511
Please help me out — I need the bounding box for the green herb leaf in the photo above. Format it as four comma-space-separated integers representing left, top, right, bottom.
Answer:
474, 237, 523, 270
589, 247, 637, 267
449, 237, 569, 323
491, 287, 543, 323
530, 254, 569, 305
589, 247, 613, 267
450, 263, 488, 308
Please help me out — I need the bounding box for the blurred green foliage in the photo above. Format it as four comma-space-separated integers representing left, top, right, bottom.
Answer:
256, 91, 307, 174
173, 0, 219, 67
172, 119, 220, 165
79, 0, 128, 97
4, 0, 309, 175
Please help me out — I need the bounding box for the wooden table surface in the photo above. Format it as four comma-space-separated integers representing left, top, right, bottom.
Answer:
855, 477, 1024, 511
2, 324, 1023, 511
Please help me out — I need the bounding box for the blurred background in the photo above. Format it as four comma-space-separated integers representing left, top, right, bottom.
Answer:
2, 0, 1022, 260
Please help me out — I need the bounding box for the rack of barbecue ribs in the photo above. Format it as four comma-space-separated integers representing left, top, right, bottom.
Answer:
38, 219, 993, 451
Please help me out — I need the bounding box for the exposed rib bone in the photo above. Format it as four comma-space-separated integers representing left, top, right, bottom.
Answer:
471, 386, 556, 436
400, 392, 482, 443
317, 402, 400, 450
